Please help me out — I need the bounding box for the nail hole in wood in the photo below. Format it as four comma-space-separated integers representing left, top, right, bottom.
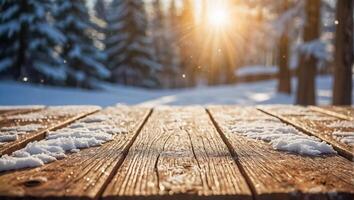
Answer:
23, 177, 47, 187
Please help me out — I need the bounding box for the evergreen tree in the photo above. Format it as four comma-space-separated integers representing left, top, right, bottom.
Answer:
166, 0, 181, 88
105, 0, 160, 87
151, 0, 165, 67
94, 0, 107, 22
93, 0, 108, 67
54, 0, 109, 88
151, 0, 179, 88
0, 0, 67, 84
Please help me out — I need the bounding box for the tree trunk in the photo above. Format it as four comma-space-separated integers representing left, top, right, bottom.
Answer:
277, 34, 292, 94
333, 0, 353, 105
296, 0, 320, 105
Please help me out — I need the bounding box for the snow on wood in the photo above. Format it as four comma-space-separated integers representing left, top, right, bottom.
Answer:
333, 131, 354, 146
230, 118, 336, 156
0, 124, 43, 142
0, 107, 126, 172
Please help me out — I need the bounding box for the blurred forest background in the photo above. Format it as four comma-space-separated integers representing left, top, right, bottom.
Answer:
0, 0, 353, 105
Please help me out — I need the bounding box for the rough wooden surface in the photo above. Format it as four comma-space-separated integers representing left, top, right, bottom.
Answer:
258, 105, 354, 160
208, 106, 354, 200
102, 107, 252, 200
310, 106, 354, 121
0, 105, 353, 200
0, 106, 44, 120
0, 106, 151, 200
0, 106, 99, 156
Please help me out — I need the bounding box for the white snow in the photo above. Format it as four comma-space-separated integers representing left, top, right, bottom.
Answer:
235, 65, 278, 77
0, 108, 126, 172
0, 124, 43, 142
0, 75, 353, 106
0, 135, 17, 142
332, 131, 354, 146
227, 116, 336, 156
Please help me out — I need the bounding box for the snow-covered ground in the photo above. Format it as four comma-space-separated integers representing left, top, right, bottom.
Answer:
0, 75, 353, 106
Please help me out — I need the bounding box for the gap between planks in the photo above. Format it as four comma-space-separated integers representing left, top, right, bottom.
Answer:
0, 107, 100, 156
208, 106, 354, 200
257, 106, 353, 161
0, 107, 45, 122
0, 106, 152, 200
94, 108, 153, 200
102, 107, 252, 200
206, 108, 257, 200
309, 106, 353, 121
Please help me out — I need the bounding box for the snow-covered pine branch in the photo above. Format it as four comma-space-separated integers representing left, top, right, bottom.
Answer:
0, 0, 67, 84
53, 0, 109, 88
105, 0, 161, 88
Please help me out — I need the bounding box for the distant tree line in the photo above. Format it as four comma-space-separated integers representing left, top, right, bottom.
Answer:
0, 0, 352, 105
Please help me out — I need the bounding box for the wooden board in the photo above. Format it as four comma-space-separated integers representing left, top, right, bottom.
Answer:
208, 106, 354, 200
258, 105, 354, 160
0, 106, 151, 200
310, 106, 354, 121
0, 106, 45, 120
102, 107, 252, 200
0, 106, 100, 156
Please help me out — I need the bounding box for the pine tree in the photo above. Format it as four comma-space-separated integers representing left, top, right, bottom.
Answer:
151, 0, 179, 88
332, 0, 353, 105
105, 0, 160, 87
94, 0, 107, 22
296, 0, 320, 105
151, 0, 165, 67
0, 0, 67, 84
166, 0, 182, 88
93, 0, 108, 67
54, 0, 109, 88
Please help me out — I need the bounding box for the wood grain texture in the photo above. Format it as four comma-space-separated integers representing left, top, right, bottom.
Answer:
0, 106, 100, 156
102, 107, 252, 200
0, 106, 151, 200
258, 105, 354, 160
0, 106, 45, 120
310, 106, 354, 121
208, 106, 354, 200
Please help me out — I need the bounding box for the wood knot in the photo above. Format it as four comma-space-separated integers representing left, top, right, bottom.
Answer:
23, 177, 47, 187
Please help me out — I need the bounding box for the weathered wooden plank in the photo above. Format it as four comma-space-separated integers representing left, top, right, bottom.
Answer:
258, 105, 354, 160
102, 107, 252, 200
0, 106, 100, 156
0, 106, 151, 200
310, 106, 354, 121
0, 106, 45, 119
208, 106, 354, 200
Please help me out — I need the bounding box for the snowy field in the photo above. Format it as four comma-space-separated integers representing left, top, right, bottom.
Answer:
0, 75, 353, 106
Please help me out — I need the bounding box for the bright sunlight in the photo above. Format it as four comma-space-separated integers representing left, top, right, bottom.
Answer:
208, 7, 229, 27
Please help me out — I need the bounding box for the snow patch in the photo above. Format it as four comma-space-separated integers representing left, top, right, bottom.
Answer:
332, 131, 354, 146
0, 109, 125, 172
0, 124, 43, 142
230, 119, 336, 156
235, 65, 278, 77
